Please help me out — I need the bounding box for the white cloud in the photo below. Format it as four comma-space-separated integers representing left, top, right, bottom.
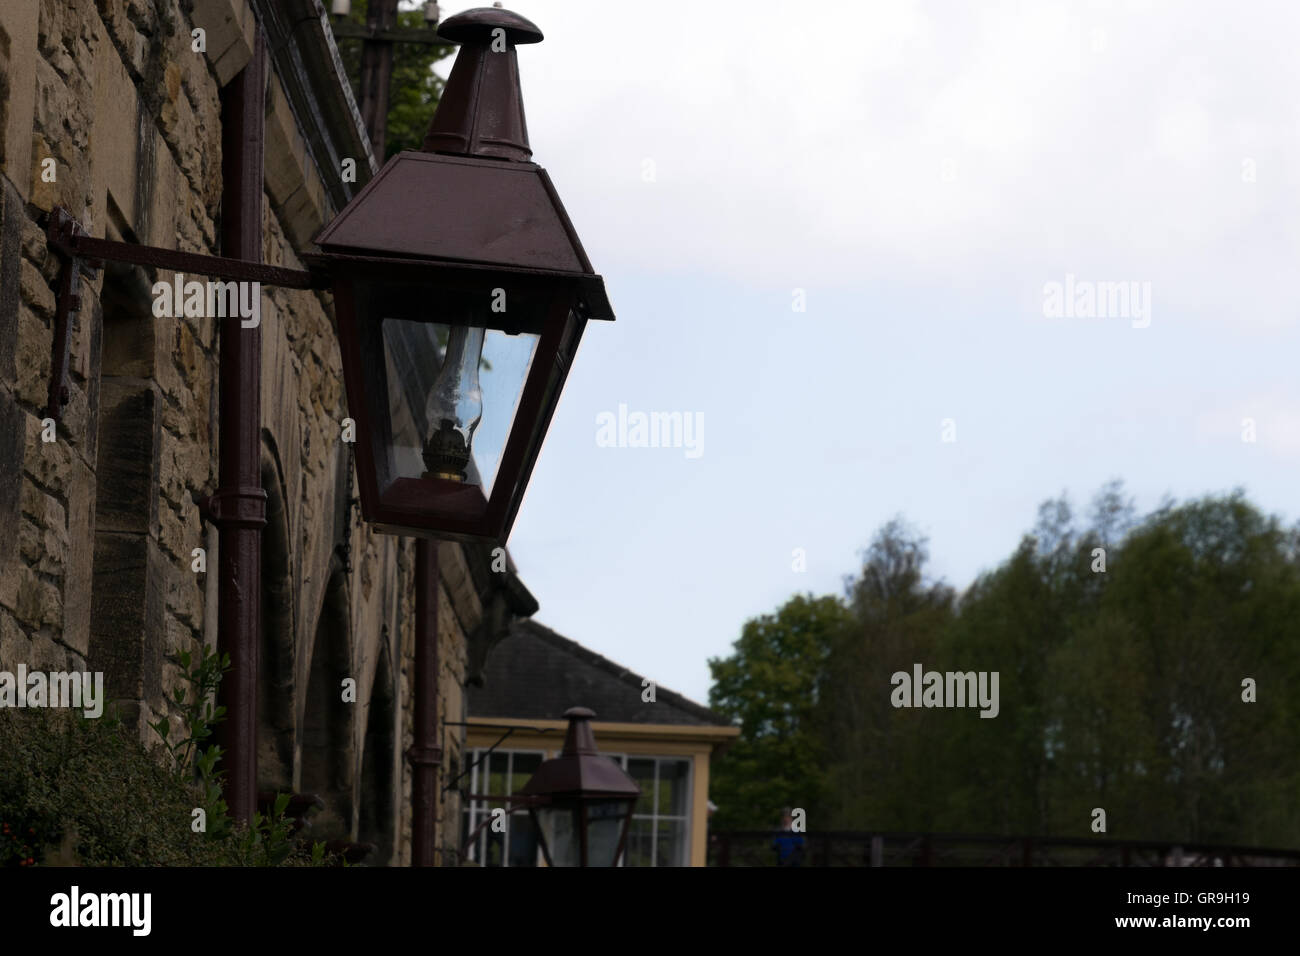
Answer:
478, 0, 1300, 330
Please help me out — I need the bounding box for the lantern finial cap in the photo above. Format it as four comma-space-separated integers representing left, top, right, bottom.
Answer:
423, 7, 541, 161
436, 6, 542, 44
561, 707, 598, 756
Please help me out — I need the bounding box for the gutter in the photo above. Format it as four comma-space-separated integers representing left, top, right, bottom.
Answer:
248, 0, 378, 210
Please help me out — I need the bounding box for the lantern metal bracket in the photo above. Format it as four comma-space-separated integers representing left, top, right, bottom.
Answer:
440, 721, 562, 794
42, 208, 100, 424
41, 203, 330, 426
44, 205, 327, 289
457, 795, 537, 863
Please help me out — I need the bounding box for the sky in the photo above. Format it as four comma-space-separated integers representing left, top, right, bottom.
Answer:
427, 0, 1300, 706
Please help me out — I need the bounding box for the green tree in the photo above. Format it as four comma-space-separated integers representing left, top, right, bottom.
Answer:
710, 484, 1300, 851
820, 518, 954, 830
1076, 491, 1300, 844
707, 594, 853, 829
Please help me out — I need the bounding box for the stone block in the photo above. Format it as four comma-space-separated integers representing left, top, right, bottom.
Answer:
75, 291, 102, 463
0, 177, 24, 388
165, 557, 203, 631
141, 125, 180, 251
94, 377, 161, 535
0, 394, 26, 611
23, 409, 74, 497
0, 0, 39, 200
157, 426, 188, 507
99, 277, 157, 378
89, 23, 142, 231
19, 516, 63, 576
63, 454, 95, 655
20, 215, 47, 266
15, 564, 61, 631
265, 75, 309, 212
15, 306, 50, 409
19, 479, 64, 530
19, 257, 55, 318
90, 530, 166, 703
157, 495, 188, 560
0, 611, 33, 670
58, 378, 91, 456
200, 0, 256, 87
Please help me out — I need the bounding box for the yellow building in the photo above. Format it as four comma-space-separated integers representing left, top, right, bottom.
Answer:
460, 620, 738, 867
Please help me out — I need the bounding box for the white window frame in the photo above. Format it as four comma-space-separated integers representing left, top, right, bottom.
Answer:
600, 753, 693, 867
462, 747, 547, 867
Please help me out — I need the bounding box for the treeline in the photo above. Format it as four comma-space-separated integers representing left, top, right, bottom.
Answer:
707, 483, 1300, 847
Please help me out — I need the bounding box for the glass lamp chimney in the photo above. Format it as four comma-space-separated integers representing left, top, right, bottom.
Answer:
423, 325, 484, 481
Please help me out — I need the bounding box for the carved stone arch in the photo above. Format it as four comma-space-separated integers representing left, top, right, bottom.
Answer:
358, 633, 397, 865
258, 440, 296, 791
300, 555, 356, 837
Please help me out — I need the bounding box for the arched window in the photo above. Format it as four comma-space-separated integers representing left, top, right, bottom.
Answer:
258, 449, 296, 791
358, 636, 396, 864
300, 558, 355, 837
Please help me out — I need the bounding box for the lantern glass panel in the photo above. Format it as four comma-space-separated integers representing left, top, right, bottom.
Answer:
352, 274, 553, 499
586, 798, 630, 867
380, 318, 538, 495
534, 804, 581, 867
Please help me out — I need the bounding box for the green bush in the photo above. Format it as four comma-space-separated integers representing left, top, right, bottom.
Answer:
0, 705, 232, 865
0, 648, 332, 866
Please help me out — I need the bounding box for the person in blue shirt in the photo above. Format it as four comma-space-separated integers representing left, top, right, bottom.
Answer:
772, 807, 805, 866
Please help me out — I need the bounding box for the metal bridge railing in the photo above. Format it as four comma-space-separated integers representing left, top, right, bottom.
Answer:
707, 830, 1300, 867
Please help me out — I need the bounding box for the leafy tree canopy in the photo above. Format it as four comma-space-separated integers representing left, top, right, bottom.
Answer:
709, 484, 1300, 849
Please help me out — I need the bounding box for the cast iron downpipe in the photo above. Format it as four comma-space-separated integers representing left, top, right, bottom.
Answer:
409, 539, 441, 866
213, 28, 268, 825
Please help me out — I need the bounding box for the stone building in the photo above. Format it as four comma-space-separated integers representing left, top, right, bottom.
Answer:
0, 0, 535, 864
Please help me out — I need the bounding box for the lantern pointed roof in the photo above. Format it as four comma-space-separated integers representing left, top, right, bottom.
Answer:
312, 150, 594, 277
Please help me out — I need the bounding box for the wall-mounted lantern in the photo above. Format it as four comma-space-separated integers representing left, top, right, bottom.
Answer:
309, 7, 614, 545
518, 708, 640, 867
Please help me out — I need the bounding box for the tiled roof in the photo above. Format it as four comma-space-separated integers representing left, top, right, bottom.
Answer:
467, 619, 733, 727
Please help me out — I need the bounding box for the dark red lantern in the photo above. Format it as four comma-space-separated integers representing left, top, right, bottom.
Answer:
518, 708, 641, 867
310, 7, 614, 543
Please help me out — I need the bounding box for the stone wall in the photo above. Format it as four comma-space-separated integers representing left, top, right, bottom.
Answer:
0, 0, 498, 865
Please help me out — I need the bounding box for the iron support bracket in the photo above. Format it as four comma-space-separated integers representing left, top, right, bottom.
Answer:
43, 208, 101, 424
